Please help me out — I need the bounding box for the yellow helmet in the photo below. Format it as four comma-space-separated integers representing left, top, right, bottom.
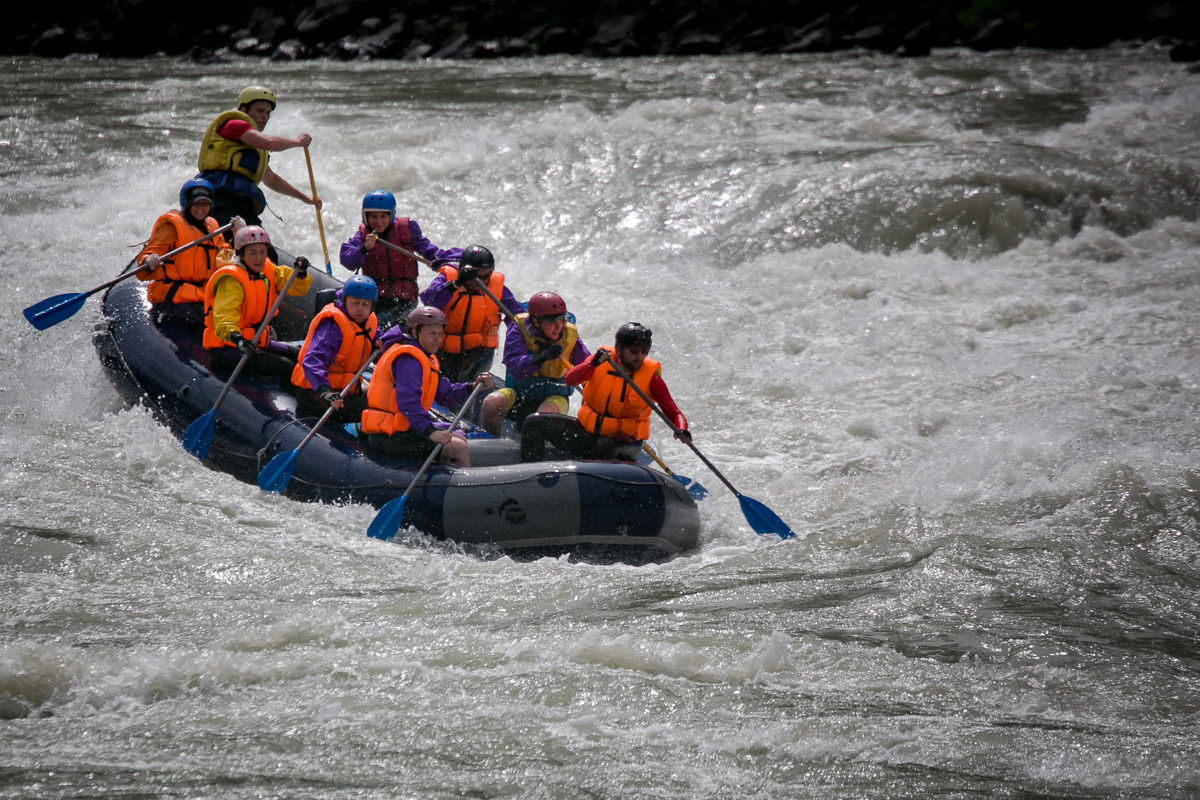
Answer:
236, 85, 276, 110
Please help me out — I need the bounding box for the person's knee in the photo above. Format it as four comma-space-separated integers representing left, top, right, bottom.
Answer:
538, 395, 569, 415
444, 437, 470, 467
480, 390, 512, 434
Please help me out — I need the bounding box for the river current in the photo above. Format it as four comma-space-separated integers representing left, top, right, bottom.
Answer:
1, 50, 1199, 797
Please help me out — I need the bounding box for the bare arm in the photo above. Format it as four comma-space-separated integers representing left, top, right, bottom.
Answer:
239, 128, 311, 153
261, 166, 318, 206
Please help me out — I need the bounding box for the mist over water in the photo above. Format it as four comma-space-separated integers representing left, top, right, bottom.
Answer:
2, 50, 1199, 797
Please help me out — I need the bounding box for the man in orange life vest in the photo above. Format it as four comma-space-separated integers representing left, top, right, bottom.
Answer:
339, 189, 462, 331
136, 178, 237, 326
291, 275, 380, 425
361, 306, 492, 467
519, 322, 691, 463
196, 85, 319, 226
203, 225, 313, 381
419, 244, 523, 383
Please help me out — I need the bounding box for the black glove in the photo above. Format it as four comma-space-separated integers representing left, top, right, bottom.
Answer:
293, 256, 310, 279
457, 264, 478, 286
533, 343, 563, 364
319, 389, 340, 405
230, 331, 257, 356
589, 349, 608, 366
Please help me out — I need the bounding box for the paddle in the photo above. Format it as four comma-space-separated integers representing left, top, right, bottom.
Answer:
602, 354, 795, 539
641, 442, 709, 501
367, 381, 486, 541
375, 238, 520, 319
303, 146, 333, 275
182, 266, 301, 459
23, 223, 233, 330
257, 346, 382, 492
375, 237, 434, 268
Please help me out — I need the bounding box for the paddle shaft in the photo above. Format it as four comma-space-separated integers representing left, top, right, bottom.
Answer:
375, 238, 518, 326
398, 381, 486, 500
303, 147, 333, 274
602, 355, 743, 499
376, 237, 432, 266
207, 266, 302, 413
642, 442, 678, 476
117, 224, 234, 290
293, 346, 381, 453
27, 224, 233, 323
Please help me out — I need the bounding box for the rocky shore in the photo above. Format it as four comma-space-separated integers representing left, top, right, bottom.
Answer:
3, 1, 1197, 62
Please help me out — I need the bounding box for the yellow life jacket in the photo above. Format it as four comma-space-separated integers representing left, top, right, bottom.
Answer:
202, 262, 277, 349
291, 303, 379, 391
361, 343, 440, 435
197, 109, 268, 184
139, 211, 225, 305
438, 266, 506, 353
514, 313, 577, 379
577, 346, 660, 441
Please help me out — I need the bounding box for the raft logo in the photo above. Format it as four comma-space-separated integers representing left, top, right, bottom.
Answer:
485, 497, 526, 526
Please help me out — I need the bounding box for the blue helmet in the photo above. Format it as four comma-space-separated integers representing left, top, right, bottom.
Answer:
179, 178, 215, 210
362, 190, 396, 214
343, 274, 378, 303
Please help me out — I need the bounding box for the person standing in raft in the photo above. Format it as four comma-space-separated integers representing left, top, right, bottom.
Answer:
419, 244, 523, 383
136, 178, 239, 326
519, 322, 691, 463
203, 225, 313, 380
361, 306, 492, 467
339, 190, 462, 331
478, 291, 591, 437
290, 275, 379, 424
196, 85, 319, 226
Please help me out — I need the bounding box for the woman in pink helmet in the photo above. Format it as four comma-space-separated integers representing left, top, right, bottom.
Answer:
202, 225, 313, 380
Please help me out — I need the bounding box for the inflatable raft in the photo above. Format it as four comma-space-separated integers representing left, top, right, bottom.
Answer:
93, 264, 700, 564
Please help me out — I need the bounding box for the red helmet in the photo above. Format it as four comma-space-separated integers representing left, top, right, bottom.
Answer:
527, 291, 566, 319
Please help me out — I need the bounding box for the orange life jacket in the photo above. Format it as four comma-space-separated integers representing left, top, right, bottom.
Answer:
290, 303, 379, 391
361, 343, 440, 435
437, 266, 506, 353
360, 218, 419, 300
577, 347, 660, 441
202, 263, 278, 349
139, 211, 225, 304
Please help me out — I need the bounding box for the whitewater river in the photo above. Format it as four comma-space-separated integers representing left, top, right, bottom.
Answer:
2, 49, 1198, 797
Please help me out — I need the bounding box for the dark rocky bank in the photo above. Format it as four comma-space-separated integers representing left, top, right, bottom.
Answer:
4, 1, 1198, 62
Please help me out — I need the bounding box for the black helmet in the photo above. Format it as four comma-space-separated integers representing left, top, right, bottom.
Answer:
459, 244, 495, 272
615, 322, 652, 348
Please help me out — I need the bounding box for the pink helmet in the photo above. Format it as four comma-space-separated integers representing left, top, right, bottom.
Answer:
405, 305, 447, 332
234, 225, 271, 250
527, 291, 566, 319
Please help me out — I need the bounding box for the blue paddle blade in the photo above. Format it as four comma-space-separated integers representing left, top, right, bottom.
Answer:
671, 473, 709, 501
23, 292, 88, 330
367, 496, 407, 540
737, 493, 796, 539
257, 450, 298, 493
181, 412, 215, 459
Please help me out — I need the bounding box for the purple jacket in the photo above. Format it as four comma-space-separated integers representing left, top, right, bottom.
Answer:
420, 273, 524, 321
299, 292, 376, 392
502, 318, 590, 380
339, 218, 462, 272
388, 333, 476, 436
